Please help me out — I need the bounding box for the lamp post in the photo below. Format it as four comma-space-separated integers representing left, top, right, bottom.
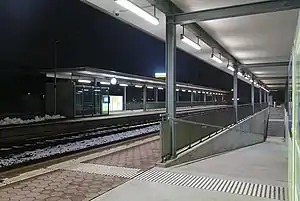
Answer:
54, 40, 60, 115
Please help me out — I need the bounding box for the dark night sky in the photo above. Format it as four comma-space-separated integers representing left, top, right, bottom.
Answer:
0, 0, 261, 113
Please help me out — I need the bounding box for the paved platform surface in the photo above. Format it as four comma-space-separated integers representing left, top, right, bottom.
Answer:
0, 109, 288, 201
0, 136, 160, 201
86, 140, 160, 170
92, 137, 288, 201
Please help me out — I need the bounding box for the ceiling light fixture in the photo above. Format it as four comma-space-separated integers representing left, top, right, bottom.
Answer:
180, 28, 201, 50
114, 0, 159, 25
135, 85, 143, 88
211, 48, 222, 63
227, 60, 235, 71
119, 83, 128, 87
78, 79, 91, 84
100, 81, 110, 85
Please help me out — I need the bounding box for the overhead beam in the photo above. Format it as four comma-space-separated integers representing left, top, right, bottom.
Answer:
145, 0, 239, 64
172, 0, 300, 25
240, 61, 289, 69
260, 76, 287, 80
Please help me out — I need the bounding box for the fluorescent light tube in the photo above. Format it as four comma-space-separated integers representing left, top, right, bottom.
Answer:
119, 83, 128, 87
78, 79, 91, 84
180, 34, 201, 50
227, 66, 235, 71
114, 0, 159, 25
100, 82, 110, 85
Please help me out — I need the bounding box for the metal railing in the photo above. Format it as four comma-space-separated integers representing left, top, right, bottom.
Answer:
160, 103, 269, 161
125, 101, 226, 111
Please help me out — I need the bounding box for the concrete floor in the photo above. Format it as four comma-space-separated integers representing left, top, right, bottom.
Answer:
92, 137, 287, 201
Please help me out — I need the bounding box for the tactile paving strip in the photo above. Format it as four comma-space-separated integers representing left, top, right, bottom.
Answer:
135, 170, 287, 201
62, 163, 142, 178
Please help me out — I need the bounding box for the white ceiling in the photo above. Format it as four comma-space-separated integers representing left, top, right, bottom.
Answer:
81, 0, 299, 89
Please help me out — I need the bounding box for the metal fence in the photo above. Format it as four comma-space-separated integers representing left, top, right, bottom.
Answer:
160, 103, 269, 161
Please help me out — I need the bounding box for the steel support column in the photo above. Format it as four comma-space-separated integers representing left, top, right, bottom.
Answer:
191, 92, 194, 105
143, 85, 147, 111
259, 88, 262, 104
204, 93, 206, 105
166, 16, 177, 158
233, 67, 238, 122
155, 88, 159, 102
251, 79, 255, 114
123, 86, 127, 111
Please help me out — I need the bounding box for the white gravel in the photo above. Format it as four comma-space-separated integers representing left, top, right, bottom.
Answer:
0, 115, 65, 126
0, 124, 160, 168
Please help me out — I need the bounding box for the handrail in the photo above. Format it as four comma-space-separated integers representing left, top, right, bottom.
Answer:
168, 117, 223, 129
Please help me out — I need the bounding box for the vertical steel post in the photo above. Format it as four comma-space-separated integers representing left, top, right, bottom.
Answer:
143, 85, 147, 111
166, 16, 176, 158
233, 66, 238, 122
251, 78, 255, 114
204, 93, 206, 105
176, 91, 179, 102
259, 88, 262, 104
123, 86, 127, 111
155, 88, 159, 102
191, 91, 194, 106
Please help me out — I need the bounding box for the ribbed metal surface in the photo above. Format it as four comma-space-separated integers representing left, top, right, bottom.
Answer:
136, 170, 287, 200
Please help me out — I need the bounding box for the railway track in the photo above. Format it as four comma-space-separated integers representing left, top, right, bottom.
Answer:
0, 121, 160, 171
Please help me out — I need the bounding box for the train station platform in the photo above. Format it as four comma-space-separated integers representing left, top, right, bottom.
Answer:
92, 136, 287, 201
0, 107, 287, 201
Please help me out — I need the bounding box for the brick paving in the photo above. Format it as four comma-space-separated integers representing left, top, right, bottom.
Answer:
86, 140, 160, 169
0, 170, 128, 201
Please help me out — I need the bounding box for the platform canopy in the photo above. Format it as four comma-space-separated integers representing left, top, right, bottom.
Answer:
81, 0, 299, 90
43, 67, 228, 94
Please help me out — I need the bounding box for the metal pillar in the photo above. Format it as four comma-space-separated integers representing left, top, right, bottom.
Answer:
123, 86, 127, 111
264, 91, 267, 104
221, 95, 224, 103
176, 91, 180, 101
166, 17, 177, 158
191, 92, 194, 106
251, 79, 255, 114
143, 85, 147, 111
155, 88, 159, 102
259, 88, 262, 104
233, 67, 238, 122
204, 93, 206, 105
